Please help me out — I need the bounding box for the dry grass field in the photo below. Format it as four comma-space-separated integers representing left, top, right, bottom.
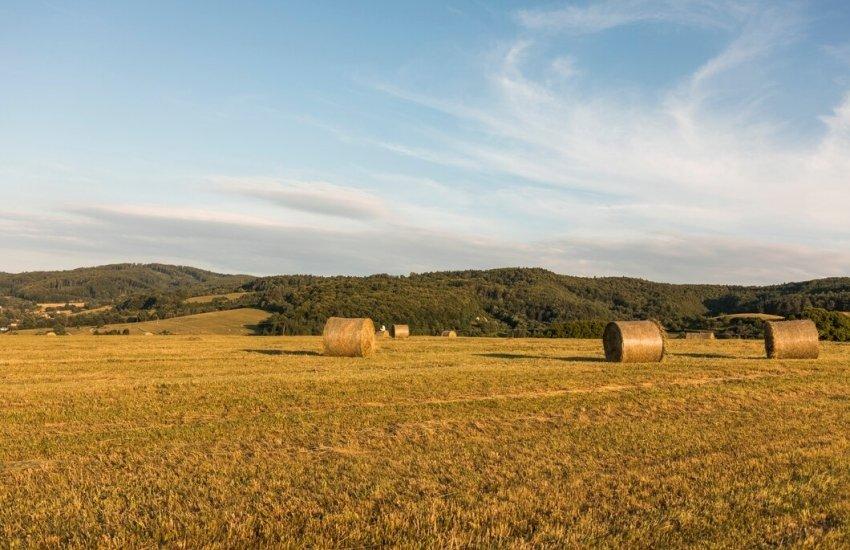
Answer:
184, 291, 253, 304
713, 313, 786, 321
35, 301, 87, 312
101, 308, 270, 335
1, 335, 848, 546
20, 308, 270, 336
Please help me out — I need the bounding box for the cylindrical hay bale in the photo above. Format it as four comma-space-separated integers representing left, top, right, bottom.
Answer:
441, 330, 457, 338
322, 317, 376, 357
391, 324, 410, 339
603, 320, 665, 363
764, 320, 819, 359
685, 331, 715, 340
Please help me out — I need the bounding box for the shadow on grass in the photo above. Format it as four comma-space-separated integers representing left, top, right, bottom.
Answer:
244, 349, 320, 356
671, 352, 739, 359
475, 353, 606, 363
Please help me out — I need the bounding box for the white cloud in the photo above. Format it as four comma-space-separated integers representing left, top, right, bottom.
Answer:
4, 1, 847, 285
516, 0, 749, 34
370, 2, 849, 241
2, 207, 848, 284
213, 176, 388, 221
551, 56, 578, 79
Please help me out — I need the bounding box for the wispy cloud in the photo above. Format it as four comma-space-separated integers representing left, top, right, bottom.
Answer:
824, 42, 850, 66
516, 0, 749, 34
213, 176, 388, 221
4, 1, 848, 284
370, 2, 848, 234
3, 206, 849, 283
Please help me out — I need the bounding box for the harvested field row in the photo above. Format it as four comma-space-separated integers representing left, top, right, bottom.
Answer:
1, 336, 848, 547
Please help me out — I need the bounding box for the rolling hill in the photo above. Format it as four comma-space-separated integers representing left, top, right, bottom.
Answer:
4, 264, 850, 337
0, 263, 254, 302
243, 269, 850, 335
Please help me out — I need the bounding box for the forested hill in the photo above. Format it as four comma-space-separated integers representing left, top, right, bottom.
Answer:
0, 263, 254, 302
244, 268, 850, 336
3, 264, 850, 337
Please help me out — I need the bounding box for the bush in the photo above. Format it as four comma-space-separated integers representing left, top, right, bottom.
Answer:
256, 314, 287, 335
803, 307, 850, 341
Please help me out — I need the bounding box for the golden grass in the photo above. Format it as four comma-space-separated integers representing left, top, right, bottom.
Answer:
36, 301, 87, 311
17, 308, 271, 336
102, 308, 270, 335
68, 305, 113, 317
184, 291, 252, 304
1, 336, 848, 546
713, 313, 785, 321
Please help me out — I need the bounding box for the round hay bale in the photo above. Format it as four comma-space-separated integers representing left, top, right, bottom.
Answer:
391, 324, 410, 339
323, 317, 376, 357
764, 319, 818, 359
602, 320, 665, 363
441, 330, 457, 338
45, 332, 57, 337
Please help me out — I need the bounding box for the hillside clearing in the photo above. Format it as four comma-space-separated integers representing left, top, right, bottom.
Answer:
36, 301, 86, 311
102, 308, 270, 335
13, 308, 271, 336
0, 336, 848, 546
712, 313, 785, 321
184, 291, 252, 304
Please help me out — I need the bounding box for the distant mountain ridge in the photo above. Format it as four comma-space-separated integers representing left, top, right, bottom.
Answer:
0, 263, 255, 302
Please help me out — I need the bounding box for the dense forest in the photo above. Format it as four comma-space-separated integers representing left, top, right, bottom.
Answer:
0, 263, 253, 302
3, 264, 850, 338
246, 269, 850, 337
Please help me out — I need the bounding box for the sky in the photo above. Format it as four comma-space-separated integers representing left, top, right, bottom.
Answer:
1, 0, 849, 284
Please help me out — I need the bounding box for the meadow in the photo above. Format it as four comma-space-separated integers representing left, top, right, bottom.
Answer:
1, 335, 848, 546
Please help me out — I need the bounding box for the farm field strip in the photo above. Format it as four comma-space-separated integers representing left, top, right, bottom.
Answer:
1, 336, 848, 546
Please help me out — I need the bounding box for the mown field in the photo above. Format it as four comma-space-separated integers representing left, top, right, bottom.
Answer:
1, 335, 848, 546
19, 308, 271, 336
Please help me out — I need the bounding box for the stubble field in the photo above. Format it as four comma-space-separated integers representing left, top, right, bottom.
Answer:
1, 335, 848, 547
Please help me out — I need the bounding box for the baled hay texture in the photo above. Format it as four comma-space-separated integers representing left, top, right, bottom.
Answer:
391, 324, 410, 339
375, 329, 389, 339
441, 330, 457, 338
685, 331, 715, 340
764, 319, 819, 359
603, 320, 665, 363
322, 317, 376, 357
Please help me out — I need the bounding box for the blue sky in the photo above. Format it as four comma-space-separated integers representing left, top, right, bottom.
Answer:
2, 0, 850, 283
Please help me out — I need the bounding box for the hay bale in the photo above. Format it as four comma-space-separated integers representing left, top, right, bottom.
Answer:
441, 330, 457, 338
684, 331, 715, 340
391, 324, 410, 339
602, 320, 665, 363
764, 319, 818, 359
45, 332, 57, 337
322, 317, 376, 357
